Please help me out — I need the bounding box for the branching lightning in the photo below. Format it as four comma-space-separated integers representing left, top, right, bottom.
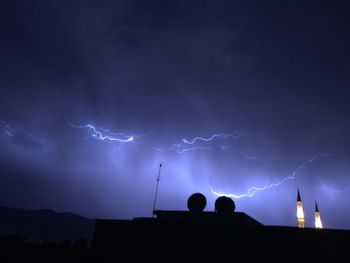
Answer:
155, 131, 244, 154
69, 123, 136, 143
182, 133, 243, 145
211, 154, 332, 199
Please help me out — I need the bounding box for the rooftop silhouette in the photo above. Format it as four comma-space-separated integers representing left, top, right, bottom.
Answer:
91, 193, 350, 262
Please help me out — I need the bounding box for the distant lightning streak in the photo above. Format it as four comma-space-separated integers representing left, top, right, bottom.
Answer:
211, 154, 332, 199
156, 132, 243, 154
1, 121, 46, 147
182, 132, 243, 145
321, 185, 350, 195
240, 152, 267, 162
154, 146, 211, 154
70, 123, 135, 143
320, 185, 343, 194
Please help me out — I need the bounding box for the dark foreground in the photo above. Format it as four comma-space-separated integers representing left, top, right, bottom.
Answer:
0, 235, 90, 263
1, 217, 350, 262
92, 217, 350, 262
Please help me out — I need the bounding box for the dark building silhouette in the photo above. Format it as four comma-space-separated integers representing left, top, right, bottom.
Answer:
91, 193, 350, 262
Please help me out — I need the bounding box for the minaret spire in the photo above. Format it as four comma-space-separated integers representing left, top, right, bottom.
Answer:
296, 189, 305, 228
315, 201, 323, 229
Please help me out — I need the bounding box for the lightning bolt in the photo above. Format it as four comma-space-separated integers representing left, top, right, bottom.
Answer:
69, 123, 136, 143
182, 132, 243, 145
211, 154, 332, 199
154, 146, 212, 154
155, 132, 244, 154
155, 131, 265, 161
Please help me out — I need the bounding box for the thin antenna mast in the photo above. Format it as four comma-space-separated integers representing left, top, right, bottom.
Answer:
152, 163, 162, 217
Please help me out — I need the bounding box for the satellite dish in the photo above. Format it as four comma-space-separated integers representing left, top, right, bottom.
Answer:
215, 196, 235, 213
187, 193, 207, 212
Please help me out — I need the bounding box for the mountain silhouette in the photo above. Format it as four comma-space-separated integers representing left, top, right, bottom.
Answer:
0, 206, 95, 243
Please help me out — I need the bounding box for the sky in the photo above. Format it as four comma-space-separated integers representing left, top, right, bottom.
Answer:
1, 0, 350, 229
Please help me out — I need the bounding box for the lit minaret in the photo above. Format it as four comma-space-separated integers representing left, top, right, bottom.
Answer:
296, 189, 305, 228
315, 201, 323, 229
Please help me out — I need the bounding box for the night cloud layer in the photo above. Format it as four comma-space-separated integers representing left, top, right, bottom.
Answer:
1, 0, 350, 228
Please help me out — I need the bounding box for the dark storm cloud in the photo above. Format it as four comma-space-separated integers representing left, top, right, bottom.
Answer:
1, 0, 350, 228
